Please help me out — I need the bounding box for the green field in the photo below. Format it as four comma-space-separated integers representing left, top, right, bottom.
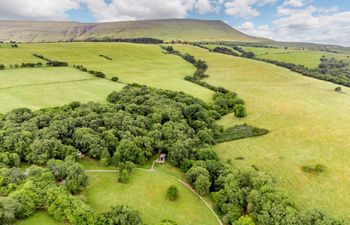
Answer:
242, 46, 350, 68
0, 43, 213, 102
0, 67, 124, 113
174, 45, 350, 220
17, 212, 65, 225
84, 170, 218, 225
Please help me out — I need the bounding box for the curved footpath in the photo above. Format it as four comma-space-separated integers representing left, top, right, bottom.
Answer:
85, 162, 223, 225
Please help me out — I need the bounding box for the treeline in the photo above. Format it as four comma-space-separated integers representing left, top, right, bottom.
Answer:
99, 54, 112, 60
212, 47, 239, 56
232, 46, 256, 58
161, 45, 246, 117
0, 61, 67, 70
257, 57, 350, 87
32, 53, 69, 67
0, 53, 69, 70
83, 37, 164, 44
74, 65, 106, 78
319, 57, 350, 77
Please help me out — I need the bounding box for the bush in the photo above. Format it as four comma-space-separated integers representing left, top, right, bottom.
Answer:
302, 164, 326, 174
0, 64, 5, 70
335, 86, 342, 92
166, 185, 179, 201
111, 76, 119, 82
233, 104, 246, 118
99, 54, 112, 60
159, 219, 178, 225
315, 164, 326, 173
47, 61, 68, 67
118, 170, 130, 184
104, 205, 143, 225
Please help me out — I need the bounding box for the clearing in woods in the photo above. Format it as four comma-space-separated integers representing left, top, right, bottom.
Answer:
84, 170, 219, 225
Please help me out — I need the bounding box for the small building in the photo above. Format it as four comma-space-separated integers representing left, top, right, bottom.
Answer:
156, 154, 166, 164
77, 151, 85, 159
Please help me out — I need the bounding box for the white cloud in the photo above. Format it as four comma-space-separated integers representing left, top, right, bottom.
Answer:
195, 0, 214, 14
0, 0, 221, 21
0, 0, 80, 20
237, 5, 350, 46
282, 0, 308, 8
238, 21, 275, 38
224, 0, 276, 18
82, 0, 192, 21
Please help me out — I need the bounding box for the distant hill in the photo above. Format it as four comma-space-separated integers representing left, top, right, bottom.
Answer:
0, 19, 265, 43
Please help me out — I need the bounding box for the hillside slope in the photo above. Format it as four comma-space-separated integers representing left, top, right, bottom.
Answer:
0, 19, 263, 43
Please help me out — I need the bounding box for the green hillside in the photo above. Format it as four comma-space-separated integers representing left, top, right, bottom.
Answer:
173, 44, 350, 220
0, 19, 263, 42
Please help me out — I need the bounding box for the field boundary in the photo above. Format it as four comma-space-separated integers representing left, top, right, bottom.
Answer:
0, 78, 98, 90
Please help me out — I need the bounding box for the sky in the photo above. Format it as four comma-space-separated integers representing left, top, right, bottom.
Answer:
0, 0, 349, 46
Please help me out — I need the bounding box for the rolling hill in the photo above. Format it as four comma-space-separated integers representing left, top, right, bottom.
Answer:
0, 19, 265, 43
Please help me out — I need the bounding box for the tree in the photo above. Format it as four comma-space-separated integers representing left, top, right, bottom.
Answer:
113, 139, 145, 164
104, 205, 143, 225
223, 206, 242, 224
193, 174, 210, 196
0, 197, 18, 225
166, 185, 179, 201
186, 166, 209, 184
243, 51, 255, 58
159, 219, 178, 225
301, 209, 345, 225
234, 216, 255, 225
118, 170, 130, 184
65, 163, 88, 193
233, 104, 246, 118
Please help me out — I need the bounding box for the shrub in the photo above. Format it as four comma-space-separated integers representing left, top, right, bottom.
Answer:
0, 64, 5, 70
99, 55, 112, 60
118, 170, 130, 184
111, 76, 119, 82
94, 71, 106, 78
166, 185, 179, 201
159, 219, 178, 225
302, 164, 326, 174
315, 164, 326, 173
233, 104, 246, 118
234, 156, 245, 160
335, 86, 342, 92
47, 61, 68, 67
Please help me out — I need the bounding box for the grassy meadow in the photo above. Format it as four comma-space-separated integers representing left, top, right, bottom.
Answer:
0, 43, 213, 103
0, 67, 124, 113
174, 44, 350, 220
17, 212, 65, 225
84, 171, 219, 225
242, 46, 350, 68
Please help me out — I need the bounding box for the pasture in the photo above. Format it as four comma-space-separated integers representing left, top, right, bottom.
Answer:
84, 170, 219, 225
0, 67, 124, 113
242, 46, 350, 68
0, 42, 214, 102
174, 44, 350, 220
